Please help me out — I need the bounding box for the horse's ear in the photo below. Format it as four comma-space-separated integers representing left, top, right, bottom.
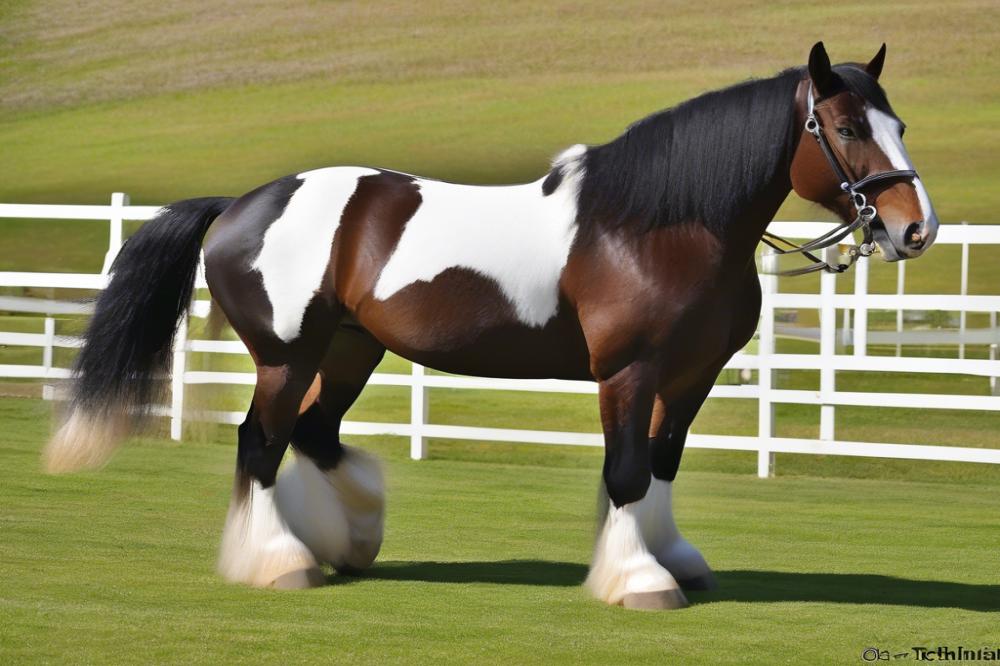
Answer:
866, 43, 887, 80
808, 41, 834, 96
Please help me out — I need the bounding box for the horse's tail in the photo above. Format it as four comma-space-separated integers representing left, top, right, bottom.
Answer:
43, 197, 234, 473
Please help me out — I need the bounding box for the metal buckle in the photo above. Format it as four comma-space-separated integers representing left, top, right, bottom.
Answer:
804, 115, 820, 136
858, 205, 877, 222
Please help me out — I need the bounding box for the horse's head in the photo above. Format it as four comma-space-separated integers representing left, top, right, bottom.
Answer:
790, 42, 938, 261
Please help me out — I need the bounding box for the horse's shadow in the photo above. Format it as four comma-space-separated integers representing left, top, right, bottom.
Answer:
341, 560, 1000, 612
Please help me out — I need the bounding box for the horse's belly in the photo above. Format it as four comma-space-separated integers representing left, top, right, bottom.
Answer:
351, 270, 592, 380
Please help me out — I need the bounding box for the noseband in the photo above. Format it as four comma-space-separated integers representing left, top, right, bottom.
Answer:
762, 84, 919, 276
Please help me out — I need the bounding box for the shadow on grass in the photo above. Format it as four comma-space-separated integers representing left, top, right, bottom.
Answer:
349, 561, 999, 611
695, 570, 1000, 612
362, 559, 588, 587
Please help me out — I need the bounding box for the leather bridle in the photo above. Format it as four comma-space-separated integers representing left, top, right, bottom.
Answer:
762, 85, 918, 276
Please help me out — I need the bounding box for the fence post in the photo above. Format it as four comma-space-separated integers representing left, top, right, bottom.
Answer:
757, 251, 776, 478
42, 316, 55, 400
959, 221, 970, 360
819, 247, 837, 442
170, 313, 188, 441
101, 192, 128, 275
840, 308, 851, 351
410, 362, 429, 460
992, 311, 999, 396
895, 260, 906, 357
853, 255, 869, 356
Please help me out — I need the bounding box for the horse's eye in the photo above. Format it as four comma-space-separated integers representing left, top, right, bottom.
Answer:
837, 127, 856, 139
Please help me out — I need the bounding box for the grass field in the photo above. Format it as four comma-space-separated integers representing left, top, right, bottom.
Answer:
1, 397, 998, 664
1, 3, 999, 661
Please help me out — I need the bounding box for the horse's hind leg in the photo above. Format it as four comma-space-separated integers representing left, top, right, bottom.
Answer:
274, 320, 387, 574
217, 330, 335, 589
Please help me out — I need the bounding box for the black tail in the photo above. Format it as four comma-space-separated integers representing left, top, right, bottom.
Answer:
44, 197, 234, 472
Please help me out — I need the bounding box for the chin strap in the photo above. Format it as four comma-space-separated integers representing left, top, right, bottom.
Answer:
762, 84, 917, 277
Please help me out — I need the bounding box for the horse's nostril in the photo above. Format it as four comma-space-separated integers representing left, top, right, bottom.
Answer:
904, 222, 925, 250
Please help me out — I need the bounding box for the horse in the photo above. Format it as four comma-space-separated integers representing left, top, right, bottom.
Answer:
44, 42, 937, 609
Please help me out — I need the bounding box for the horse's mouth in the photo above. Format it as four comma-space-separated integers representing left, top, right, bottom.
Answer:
869, 219, 905, 262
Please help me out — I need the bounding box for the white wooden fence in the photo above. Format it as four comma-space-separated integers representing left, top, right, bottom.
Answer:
2, 194, 999, 477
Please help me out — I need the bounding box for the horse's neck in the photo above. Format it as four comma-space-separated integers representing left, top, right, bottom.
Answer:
724, 173, 794, 268
721, 105, 802, 271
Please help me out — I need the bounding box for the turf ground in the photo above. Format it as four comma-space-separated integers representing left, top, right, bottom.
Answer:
1, 397, 998, 665
1, 1, 999, 662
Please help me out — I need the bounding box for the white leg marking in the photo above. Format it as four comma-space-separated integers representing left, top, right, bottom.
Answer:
373, 147, 585, 327
867, 108, 938, 228
275, 448, 385, 571
586, 497, 682, 606
634, 478, 712, 582
252, 167, 377, 342
43, 407, 129, 473
218, 479, 318, 587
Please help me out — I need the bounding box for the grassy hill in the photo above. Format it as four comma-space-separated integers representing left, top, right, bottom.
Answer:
2, 0, 997, 214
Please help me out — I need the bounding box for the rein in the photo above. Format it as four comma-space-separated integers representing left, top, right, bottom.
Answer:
761, 85, 918, 276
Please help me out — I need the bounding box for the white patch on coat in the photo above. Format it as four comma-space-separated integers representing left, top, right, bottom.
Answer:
866, 108, 936, 225
372, 146, 585, 327
252, 167, 377, 342
217, 480, 318, 587
585, 496, 682, 606
275, 448, 385, 571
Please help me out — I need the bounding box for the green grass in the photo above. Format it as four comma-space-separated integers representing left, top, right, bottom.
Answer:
2, 4, 999, 662
1, 396, 998, 664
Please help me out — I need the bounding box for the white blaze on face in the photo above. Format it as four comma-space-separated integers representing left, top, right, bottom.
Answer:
372, 147, 584, 327
866, 107, 937, 228
252, 167, 378, 342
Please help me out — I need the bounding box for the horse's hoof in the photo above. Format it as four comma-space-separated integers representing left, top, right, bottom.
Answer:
678, 572, 717, 591
622, 589, 689, 610
272, 567, 326, 590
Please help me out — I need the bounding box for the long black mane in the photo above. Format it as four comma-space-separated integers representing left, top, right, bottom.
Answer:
569, 64, 896, 237
572, 68, 803, 236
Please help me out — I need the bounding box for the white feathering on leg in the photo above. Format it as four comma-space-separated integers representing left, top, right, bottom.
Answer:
275, 447, 385, 572
585, 499, 682, 606
274, 452, 351, 566
634, 478, 712, 582
217, 479, 318, 587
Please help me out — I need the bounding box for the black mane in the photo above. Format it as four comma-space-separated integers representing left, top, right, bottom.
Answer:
561, 67, 791, 237
567, 64, 896, 237
572, 68, 804, 236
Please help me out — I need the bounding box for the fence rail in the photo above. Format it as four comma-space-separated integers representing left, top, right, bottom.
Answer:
2, 194, 999, 476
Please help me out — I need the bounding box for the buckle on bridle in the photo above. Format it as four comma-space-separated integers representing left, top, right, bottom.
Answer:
857, 205, 877, 223
804, 115, 820, 136
857, 241, 877, 257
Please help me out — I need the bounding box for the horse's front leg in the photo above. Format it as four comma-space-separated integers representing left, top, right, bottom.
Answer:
585, 361, 688, 610
639, 376, 721, 591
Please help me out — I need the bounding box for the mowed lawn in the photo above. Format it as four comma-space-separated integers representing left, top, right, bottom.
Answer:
1, 396, 998, 664
2, 3, 1000, 661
